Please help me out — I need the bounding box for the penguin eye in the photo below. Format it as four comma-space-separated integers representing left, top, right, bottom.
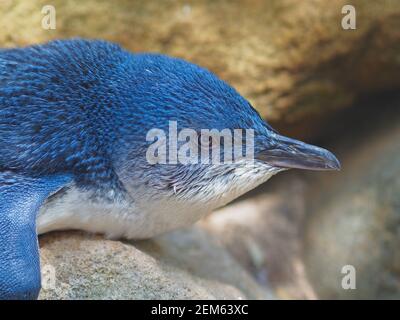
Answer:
197, 133, 220, 150
197, 134, 213, 149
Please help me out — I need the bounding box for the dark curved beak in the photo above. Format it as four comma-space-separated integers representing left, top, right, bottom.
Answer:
256, 134, 341, 171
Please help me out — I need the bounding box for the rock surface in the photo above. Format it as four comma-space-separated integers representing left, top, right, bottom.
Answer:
304, 107, 400, 299
1, 0, 399, 124
38, 227, 272, 300
202, 176, 317, 300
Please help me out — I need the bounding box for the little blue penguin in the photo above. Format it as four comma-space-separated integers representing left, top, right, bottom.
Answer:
0, 39, 340, 299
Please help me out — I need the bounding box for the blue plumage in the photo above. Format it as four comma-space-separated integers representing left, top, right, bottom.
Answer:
0, 39, 339, 299
0, 40, 129, 193
0, 39, 266, 194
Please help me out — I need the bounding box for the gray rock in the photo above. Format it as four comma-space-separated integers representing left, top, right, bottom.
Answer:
305, 118, 400, 299
202, 177, 317, 299
38, 227, 272, 299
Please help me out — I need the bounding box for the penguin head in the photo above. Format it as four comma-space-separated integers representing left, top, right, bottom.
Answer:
117, 53, 340, 207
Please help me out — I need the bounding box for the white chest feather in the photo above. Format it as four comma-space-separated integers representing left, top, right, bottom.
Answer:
37, 186, 205, 239
37, 162, 281, 239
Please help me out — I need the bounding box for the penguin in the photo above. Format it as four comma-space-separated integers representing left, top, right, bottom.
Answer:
0, 39, 340, 299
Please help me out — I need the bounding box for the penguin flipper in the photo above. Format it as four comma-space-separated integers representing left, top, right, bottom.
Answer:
0, 172, 71, 300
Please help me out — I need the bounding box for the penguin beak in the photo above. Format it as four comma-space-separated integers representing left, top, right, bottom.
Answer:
256, 134, 341, 171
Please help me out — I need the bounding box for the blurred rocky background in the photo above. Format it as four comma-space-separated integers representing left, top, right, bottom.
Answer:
1, 0, 399, 299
